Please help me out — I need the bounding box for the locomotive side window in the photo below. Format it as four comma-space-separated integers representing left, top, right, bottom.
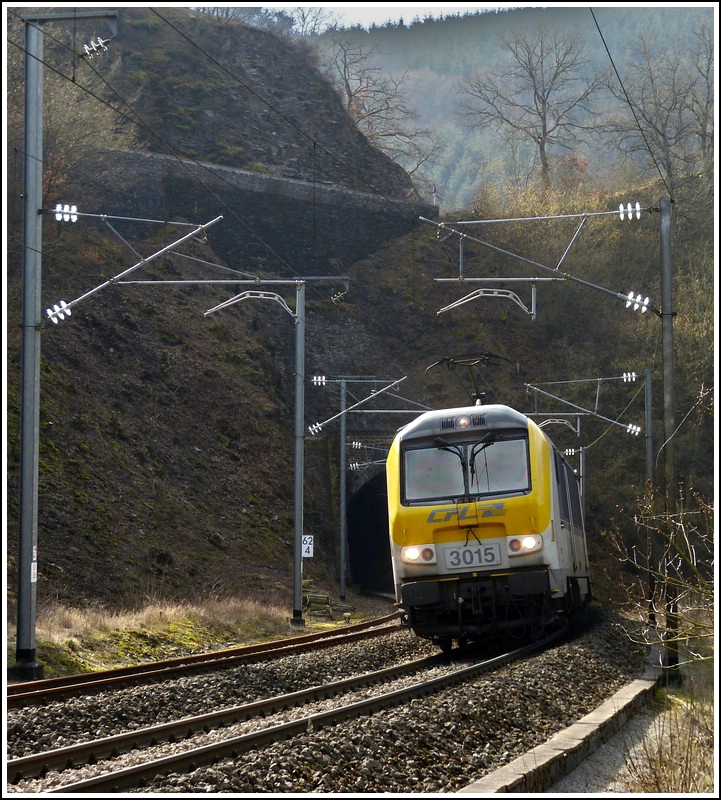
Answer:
554, 452, 570, 524
565, 462, 585, 532
402, 434, 530, 504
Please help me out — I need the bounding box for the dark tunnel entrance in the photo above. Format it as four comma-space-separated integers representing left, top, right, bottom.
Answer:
347, 470, 395, 596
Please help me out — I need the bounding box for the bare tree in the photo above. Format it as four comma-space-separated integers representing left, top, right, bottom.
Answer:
287, 7, 339, 37
603, 24, 714, 198
325, 37, 442, 180
194, 7, 271, 24
194, 7, 258, 24
687, 21, 715, 189
457, 24, 605, 188
194, 6, 294, 33
607, 385, 714, 675
5, 23, 137, 208
610, 483, 714, 671
195, 6, 340, 37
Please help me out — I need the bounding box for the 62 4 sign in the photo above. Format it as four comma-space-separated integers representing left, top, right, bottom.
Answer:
302, 535, 314, 558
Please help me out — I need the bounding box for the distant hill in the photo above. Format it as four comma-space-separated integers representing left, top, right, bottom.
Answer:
316, 5, 714, 210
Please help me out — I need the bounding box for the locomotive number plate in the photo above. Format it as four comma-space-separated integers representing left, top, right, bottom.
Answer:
443, 543, 501, 570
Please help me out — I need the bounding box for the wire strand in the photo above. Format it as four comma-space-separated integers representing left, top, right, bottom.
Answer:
589, 8, 672, 199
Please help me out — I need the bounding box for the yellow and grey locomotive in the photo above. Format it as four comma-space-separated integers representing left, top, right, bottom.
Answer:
386, 404, 591, 651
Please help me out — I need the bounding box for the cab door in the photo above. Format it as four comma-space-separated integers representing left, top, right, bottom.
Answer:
554, 452, 578, 569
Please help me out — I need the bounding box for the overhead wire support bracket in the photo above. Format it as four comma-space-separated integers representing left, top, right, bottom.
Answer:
437, 287, 535, 319
308, 376, 407, 435
52, 210, 202, 228
45, 216, 224, 322
435, 276, 565, 323
525, 383, 641, 435
530, 372, 642, 416
205, 290, 295, 318
555, 217, 588, 271
536, 417, 582, 436
381, 392, 432, 411
420, 211, 658, 317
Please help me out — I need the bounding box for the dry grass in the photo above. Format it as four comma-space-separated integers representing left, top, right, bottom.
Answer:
6, 597, 293, 675
29, 597, 290, 645
6, 589, 392, 676
620, 644, 716, 793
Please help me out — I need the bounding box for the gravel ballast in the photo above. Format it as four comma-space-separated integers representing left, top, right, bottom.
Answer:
7, 605, 647, 794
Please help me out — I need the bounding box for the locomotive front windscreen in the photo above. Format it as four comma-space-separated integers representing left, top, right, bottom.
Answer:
402, 434, 530, 504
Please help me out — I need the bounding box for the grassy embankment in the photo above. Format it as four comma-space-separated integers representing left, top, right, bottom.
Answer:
6, 590, 393, 677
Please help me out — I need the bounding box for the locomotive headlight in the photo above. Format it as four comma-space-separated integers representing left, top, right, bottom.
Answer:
508, 535, 542, 556
401, 545, 436, 564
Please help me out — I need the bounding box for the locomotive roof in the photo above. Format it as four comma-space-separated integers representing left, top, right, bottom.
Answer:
396, 404, 534, 441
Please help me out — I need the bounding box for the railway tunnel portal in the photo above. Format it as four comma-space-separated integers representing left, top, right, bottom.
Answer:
346, 470, 395, 597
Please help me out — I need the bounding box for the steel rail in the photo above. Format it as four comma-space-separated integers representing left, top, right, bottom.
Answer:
7, 613, 400, 708
8, 652, 443, 785
45, 628, 566, 793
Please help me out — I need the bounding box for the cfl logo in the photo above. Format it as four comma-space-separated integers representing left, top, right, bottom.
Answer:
425, 504, 506, 524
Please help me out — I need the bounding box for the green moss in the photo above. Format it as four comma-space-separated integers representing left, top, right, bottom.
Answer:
32, 618, 277, 675
34, 640, 97, 677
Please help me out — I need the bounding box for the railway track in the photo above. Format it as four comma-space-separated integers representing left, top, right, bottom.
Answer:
8, 628, 566, 793
7, 612, 400, 709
